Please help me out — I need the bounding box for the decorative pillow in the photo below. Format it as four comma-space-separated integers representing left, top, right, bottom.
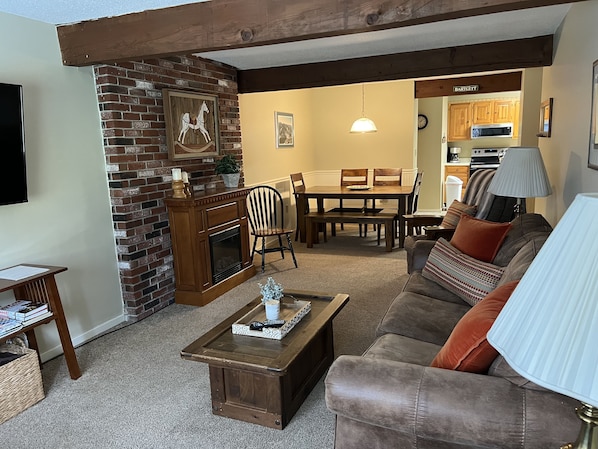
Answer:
440, 200, 477, 228
422, 238, 505, 306
431, 281, 519, 373
450, 214, 512, 263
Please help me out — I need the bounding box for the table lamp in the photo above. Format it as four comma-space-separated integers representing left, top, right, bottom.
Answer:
487, 146, 552, 216
487, 193, 598, 449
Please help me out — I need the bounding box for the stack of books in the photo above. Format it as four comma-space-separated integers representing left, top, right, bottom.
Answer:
0, 300, 52, 337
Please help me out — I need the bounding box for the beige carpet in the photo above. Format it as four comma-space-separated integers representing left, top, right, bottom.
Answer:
1, 225, 407, 449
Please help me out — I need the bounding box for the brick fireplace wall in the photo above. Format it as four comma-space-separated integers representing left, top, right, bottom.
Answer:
94, 55, 242, 321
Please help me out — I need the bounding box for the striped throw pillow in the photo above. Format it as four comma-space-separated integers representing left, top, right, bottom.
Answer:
440, 200, 477, 228
422, 238, 504, 306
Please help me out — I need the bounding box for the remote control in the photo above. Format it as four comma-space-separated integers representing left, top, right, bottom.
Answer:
263, 319, 286, 328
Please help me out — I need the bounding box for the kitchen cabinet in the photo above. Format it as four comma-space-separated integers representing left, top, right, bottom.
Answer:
447, 103, 471, 141
448, 98, 520, 140
471, 101, 494, 125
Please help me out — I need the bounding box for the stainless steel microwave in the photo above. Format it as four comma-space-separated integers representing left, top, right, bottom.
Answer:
471, 123, 513, 139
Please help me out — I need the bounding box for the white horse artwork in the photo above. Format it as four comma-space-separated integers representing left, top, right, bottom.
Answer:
177, 101, 212, 144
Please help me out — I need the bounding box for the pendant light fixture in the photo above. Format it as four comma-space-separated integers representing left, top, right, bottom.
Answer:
350, 84, 377, 133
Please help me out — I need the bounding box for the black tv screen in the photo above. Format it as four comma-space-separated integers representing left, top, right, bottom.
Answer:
0, 83, 27, 206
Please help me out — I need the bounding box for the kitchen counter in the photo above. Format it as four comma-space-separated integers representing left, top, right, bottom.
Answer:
445, 158, 470, 166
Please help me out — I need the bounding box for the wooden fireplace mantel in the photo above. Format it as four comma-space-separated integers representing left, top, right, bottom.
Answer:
165, 187, 256, 306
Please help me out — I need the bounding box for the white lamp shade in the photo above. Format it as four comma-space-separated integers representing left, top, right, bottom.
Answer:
487, 147, 552, 198
487, 193, 598, 407
350, 117, 377, 133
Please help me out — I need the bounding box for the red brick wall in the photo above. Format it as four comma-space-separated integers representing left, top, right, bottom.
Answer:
94, 55, 241, 320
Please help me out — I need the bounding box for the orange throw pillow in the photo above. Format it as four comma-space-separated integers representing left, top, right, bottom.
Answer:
430, 281, 519, 373
450, 214, 511, 262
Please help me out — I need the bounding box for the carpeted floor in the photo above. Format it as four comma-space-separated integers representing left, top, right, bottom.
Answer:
1, 226, 408, 449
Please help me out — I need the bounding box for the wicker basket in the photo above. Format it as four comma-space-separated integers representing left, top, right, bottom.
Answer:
0, 341, 45, 424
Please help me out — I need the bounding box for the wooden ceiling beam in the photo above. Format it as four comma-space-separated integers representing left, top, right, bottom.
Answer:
237, 35, 552, 93
57, 0, 581, 66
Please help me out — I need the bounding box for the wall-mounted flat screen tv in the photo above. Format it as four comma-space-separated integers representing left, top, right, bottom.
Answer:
0, 83, 27, 206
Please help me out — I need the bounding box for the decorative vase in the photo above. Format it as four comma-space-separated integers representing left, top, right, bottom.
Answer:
264, 300, 280, 321
221, 173, 240, 188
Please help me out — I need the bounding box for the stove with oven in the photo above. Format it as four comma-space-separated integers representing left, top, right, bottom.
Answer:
469, 147, 508, 176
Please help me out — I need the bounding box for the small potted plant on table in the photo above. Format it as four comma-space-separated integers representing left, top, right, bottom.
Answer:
215, 154, 241, 188
258, 277, 284, 321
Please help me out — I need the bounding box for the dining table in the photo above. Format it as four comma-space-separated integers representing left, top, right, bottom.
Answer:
295, 185, 414, 248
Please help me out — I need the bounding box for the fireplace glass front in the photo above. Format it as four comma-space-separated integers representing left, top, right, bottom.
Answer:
210, 225, 243, 284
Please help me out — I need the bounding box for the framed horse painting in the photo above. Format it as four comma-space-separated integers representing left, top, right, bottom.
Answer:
163, 89, 220, 160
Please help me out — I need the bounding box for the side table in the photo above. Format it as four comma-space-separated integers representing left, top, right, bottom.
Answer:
0, 264, 81, 380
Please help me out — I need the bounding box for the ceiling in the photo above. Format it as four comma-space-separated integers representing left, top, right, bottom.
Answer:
0, 1, 573, 71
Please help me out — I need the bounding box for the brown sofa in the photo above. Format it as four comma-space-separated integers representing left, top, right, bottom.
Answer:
325, 213, 579, 449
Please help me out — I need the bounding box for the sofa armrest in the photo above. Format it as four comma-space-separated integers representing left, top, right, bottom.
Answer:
410, 239, 437, 272
325, 355, 578, 448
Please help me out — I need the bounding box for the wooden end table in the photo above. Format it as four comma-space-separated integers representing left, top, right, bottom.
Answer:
181, 290, 349, 429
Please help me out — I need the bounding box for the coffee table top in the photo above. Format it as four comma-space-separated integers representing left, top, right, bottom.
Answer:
180, 290, 349, 373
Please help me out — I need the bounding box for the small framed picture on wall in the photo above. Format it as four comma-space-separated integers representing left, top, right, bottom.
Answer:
275, 112, 294, 148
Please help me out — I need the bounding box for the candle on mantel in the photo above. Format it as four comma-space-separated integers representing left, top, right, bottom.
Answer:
182, 171, 189, 183
172, 168, 182, 181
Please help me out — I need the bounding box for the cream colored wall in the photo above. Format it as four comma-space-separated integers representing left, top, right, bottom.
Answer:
0, 13, 124, 361
311, 81, 415, 170
240, 80, 416, 185
538, 0, 598, 224
417, 97, 445, 210
239, 89, 316, 186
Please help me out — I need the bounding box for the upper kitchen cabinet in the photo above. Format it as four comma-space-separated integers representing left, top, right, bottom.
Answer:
448, 102, 471, 141
449, 98, 520, 140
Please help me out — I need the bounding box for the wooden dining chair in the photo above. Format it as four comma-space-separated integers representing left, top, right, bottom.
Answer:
246, 185, 298, 273
336, 168, 369, 235
372, 168, 402, 244
290, 172, 326, 242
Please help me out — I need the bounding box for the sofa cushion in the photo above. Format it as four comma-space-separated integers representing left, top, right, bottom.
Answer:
401, 272, 465, 305
450, 214, 512, 263
440, 200, 477, 228
422, 238, 505, 306
430, 281, 519, 373
364, 333, 440, 366
488, 355, 547, 391
376, 291, 470, 345
497, 236, 549, 287
493, 213, 552, 266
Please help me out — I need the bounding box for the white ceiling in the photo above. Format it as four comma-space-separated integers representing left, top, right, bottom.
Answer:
0, 1, 572, 70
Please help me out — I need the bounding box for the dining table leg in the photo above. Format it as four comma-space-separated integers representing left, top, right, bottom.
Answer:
297, 194, 307, 243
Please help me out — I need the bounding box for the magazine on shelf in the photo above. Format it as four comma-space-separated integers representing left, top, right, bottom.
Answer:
0, 300, 31, 319
0, 317, 23, 337
0, 300, 48, 321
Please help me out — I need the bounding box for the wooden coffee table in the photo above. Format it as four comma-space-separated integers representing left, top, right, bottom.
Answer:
180, 290, 349, 429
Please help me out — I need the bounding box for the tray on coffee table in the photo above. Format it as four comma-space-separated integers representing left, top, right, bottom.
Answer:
231, 298, 311, 340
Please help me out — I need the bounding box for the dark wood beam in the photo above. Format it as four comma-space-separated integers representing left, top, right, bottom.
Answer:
237, 35, 551, 93
57, 0, 581, 66
415, 72, 523, 98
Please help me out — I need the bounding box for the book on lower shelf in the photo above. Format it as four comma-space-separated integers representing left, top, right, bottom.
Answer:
21, 311, 53, 327
0, 300, 48, 321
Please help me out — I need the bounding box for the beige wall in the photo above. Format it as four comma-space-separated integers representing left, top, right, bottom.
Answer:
0, 13, 124, 360
538, 0, 598, 224
240, 80, 416, 186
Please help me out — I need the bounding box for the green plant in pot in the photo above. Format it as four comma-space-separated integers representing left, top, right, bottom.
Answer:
215, 154, 241, 188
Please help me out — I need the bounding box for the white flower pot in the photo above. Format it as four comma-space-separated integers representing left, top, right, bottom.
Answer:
264, 300, 280, 321
221, 173, 240, 188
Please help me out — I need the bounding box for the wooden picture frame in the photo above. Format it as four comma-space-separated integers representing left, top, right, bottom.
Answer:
537, 98, 553, 138
275, 112, 294, 148
163, 89, 220, 160
589, 60, 598, 170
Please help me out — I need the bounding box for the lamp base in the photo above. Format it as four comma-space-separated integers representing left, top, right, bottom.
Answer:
560, 403, 598, 449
